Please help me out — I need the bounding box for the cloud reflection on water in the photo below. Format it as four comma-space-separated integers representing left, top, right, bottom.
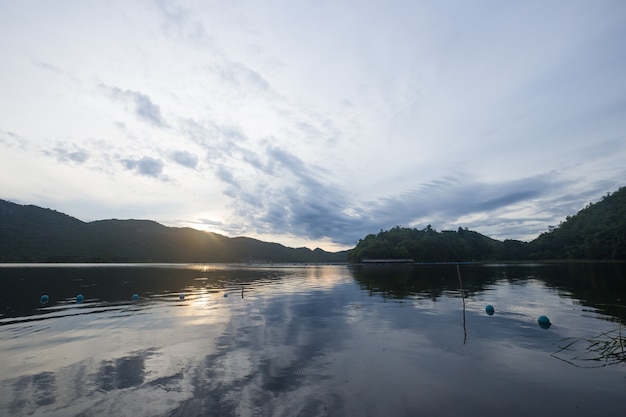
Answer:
0, 264, 625, 416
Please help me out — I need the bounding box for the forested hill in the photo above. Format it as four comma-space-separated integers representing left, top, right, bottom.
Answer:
348, 226, 522, 262
0, 200, 348, 263
349, 186, 626, 262
530, 186, 626, 260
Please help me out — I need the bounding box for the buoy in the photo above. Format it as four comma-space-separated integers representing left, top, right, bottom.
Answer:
538, 315, 551, 329
179, 294, 185, 301
223, 293, 228, 298
76, 294, 84, 304
485, 304, 495, 316
40, 294, 49, 304
132, 293, 139, 301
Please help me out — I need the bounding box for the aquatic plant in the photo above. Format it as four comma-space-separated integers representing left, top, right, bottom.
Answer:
552, 326, 625, 367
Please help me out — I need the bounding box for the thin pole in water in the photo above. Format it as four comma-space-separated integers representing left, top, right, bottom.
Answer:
457, 264, 467, 344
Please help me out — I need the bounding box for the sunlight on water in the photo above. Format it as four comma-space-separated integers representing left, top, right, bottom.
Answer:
0, 263, 625, 417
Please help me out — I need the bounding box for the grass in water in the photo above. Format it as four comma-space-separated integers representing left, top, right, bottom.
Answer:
552, 326, 626, 368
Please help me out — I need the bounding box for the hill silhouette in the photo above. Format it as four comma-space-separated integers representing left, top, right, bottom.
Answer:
2, 186, 624, 263
349, 186, 626, 262
0, 200, 348, 263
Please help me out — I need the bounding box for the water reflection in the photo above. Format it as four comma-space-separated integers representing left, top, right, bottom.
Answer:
97, 349, 154, 391
0, 263, 625, 417
351, 262, 626, 324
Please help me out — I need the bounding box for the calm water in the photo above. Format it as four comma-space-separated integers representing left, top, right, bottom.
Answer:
0, 262, 625, 417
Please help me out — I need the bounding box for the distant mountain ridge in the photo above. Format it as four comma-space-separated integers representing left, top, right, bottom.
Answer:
0, 200, 348, 263
3, 185, 624, 263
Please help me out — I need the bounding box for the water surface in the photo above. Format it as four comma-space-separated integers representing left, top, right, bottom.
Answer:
1, 263, 625, 416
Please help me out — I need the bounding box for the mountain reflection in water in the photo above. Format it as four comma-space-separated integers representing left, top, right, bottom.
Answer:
0, 263, 625, 417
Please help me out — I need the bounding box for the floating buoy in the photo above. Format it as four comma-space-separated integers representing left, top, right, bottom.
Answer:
179, 294, 185, 301
76, 294, 84, 304
40, 294, 49, 304
223, 293, 228, 298
132, 293, 139, 301
485, 304, 495, 316
538, 315, 551, 329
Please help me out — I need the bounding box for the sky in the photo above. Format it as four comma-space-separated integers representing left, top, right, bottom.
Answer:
1, 0, 625, 251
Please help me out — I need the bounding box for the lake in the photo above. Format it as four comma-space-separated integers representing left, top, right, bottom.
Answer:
0, 262, 625, 417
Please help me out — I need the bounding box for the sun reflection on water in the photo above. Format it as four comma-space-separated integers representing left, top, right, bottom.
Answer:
1, 263, 625, 417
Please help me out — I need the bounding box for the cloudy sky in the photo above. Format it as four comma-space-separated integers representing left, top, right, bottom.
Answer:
1, 0, 625, 251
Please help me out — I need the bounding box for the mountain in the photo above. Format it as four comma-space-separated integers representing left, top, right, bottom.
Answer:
3, 186, 624, 263
0, 200, 348, 263
348, 186, 626, 262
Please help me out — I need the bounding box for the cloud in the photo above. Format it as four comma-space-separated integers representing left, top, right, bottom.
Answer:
189, 218, 225, 228
64, 150, 89, 163
153, 1, 272, 97
153, 0, 212, 45
213, 60, 272, 95
121, 156, 165, 178
102, 85, 168, 128
170, 150, 198, 169
2, 0, 625, 250
201, 142, 362, 243
44, 144, 90, 164
0, 129, 29, 149
215, 166, 237, 186
33, 61, 64, 74
346, 175, 568, 240
208, 148, 595, 245
133, 94, 166, 127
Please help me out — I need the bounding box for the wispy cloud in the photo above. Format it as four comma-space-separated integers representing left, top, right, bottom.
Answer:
211, 60, 272, 96
101, 85, 168, 128
170, 101, 619, 245
44, 143, 90, 164
207, 159, 600, 245
0, 129, 29, 149
1, 0, 625, 250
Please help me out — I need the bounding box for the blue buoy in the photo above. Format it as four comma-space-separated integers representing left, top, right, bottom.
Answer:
40, 294, 49, 304
223, 293, 228, 298
76, 294, 84, 304
485, 304, 495, 316
538, 315, 551, 329
132, 293, 139, 301
179, 294, 185, 301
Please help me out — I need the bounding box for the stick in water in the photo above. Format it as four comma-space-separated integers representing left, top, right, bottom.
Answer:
457, 264, 467, 344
